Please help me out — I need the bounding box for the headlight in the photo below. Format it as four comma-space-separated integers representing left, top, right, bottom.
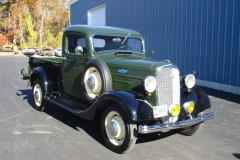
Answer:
144, 76, 157, 93
184, 74, 196, 89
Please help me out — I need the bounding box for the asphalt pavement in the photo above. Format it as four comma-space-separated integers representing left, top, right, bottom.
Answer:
0, 54, 239, 160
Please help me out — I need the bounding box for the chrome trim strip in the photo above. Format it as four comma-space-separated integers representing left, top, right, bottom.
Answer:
138, 111, 214, 134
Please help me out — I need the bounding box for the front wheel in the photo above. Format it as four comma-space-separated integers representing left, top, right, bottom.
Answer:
180, 112, 204, 136
101, 107, 137, 154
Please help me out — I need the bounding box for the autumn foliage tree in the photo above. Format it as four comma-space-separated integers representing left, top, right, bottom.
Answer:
0, 0, 73, 49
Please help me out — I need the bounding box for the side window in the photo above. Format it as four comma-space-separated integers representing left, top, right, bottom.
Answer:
77, 38, 87, 48
65, 34, 87, 54
92, 38, 106, 52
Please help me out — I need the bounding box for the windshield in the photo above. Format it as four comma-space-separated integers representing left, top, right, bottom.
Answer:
92, 35, 144, 54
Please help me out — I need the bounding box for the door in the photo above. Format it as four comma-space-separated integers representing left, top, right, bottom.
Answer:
62, 32, 88, 98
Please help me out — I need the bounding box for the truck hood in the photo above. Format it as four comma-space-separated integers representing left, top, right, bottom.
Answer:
102, 56, 173, 80
106, 59, 157, 72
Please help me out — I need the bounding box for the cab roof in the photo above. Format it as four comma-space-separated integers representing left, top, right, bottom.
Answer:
65, 25, 143, 37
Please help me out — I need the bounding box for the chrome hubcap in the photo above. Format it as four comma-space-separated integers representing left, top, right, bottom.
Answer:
84, 67, 102, 99
109, 119, 120, 137
87, 75, 97, 91
105, 111, 126, 146
33, 84, 42, 107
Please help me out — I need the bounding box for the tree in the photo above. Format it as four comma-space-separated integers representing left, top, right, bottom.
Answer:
0, 0, 18, 40
0, 0, 72, 49
22, 9, 38, 47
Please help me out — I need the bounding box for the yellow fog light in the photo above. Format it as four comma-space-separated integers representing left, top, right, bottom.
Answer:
183, 101, 195, 113
170, 104, 181, 117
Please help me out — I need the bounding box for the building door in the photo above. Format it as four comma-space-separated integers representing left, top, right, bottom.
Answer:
88, 4, 106, 26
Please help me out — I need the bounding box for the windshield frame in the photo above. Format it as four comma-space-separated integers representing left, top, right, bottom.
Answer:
90, 34, 146, 54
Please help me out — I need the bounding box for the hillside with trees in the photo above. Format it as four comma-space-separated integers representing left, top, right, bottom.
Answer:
0, 0, 74, 49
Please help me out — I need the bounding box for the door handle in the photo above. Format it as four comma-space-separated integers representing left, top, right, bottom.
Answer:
62, 57, 67, 60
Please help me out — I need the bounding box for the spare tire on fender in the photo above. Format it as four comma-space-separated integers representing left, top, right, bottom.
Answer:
82, 59, 112, 103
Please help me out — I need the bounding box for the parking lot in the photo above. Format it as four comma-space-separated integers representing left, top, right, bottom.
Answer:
0, 54, 239, 160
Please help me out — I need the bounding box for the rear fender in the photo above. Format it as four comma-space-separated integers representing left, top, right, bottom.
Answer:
30, 67, 52, 94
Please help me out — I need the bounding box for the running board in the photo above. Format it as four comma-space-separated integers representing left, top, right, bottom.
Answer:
44, 96, 89, 115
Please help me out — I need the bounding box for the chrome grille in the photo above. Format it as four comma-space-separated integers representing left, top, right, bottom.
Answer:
156, 67, 180, 107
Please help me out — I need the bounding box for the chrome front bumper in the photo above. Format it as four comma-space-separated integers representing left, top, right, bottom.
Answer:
138, 111, 214, 134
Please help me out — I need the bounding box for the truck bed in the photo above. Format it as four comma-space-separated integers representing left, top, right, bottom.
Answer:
31, 56, 62, 64
29, 56, 62, 92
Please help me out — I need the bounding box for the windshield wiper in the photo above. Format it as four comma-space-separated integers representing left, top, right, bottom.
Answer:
121, 35, 128, 45
121, 33, 131, 45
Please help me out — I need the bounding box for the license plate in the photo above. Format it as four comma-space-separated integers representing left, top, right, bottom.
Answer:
153, 105, 168, 118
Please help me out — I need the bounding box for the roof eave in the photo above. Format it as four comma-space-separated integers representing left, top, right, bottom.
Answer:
69, 0, 78, 6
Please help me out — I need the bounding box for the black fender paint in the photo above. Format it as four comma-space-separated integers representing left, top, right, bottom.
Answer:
192, 86, 211, 113
83, 86, 211, 122
30, 67, 51, 94
179, 86, 211, 120
61, 85, 211, 122
79, 91, 153, 122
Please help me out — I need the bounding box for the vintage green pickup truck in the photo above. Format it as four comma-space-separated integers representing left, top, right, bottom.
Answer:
21, 25, 213, 153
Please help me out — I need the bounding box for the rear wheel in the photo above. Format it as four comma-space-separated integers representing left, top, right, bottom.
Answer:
32, 79, 45, 111
180, 112, 204, 136
101, 107, 137, 154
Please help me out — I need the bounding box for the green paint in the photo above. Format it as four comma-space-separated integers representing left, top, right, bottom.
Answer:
32, 25, 173, 105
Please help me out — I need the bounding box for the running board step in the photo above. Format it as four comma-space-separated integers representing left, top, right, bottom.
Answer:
44, 96, 89, 115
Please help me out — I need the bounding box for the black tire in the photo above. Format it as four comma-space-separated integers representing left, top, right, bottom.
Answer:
101, 106, 137, 154
180, 112, 204, 136
32, 79, 46, 111
82, 60, 112, 103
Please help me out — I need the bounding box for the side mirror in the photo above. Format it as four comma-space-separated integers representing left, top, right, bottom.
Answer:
75, 46, 83, 54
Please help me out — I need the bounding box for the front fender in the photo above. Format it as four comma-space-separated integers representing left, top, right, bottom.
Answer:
79, 87, 211, 121
192, 86, 211, 113
181, 86, 211, 115
81, 91, 153, 122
